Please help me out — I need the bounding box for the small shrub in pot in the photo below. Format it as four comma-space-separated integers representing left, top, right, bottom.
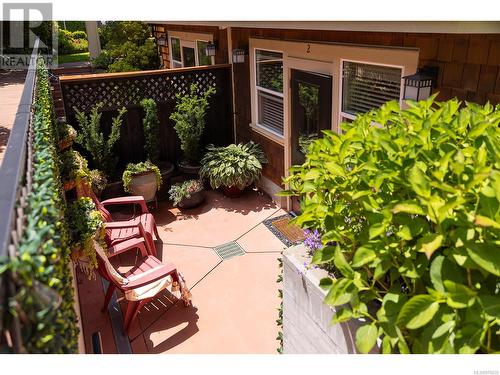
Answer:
140, 98, 160, 164
75, 103, 127, 178
169, 83, 216, 166
89, 169, 108, 197
200, 142, 267, 197
66, 197, 106, 278
122, 161, 162, 203
168, 179, 205, 209
60, 149, 91, 191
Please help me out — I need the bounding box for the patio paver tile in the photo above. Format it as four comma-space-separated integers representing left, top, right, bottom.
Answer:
154, 190, 281, 248
140, 251, 281, 353
236, 222, 288, 253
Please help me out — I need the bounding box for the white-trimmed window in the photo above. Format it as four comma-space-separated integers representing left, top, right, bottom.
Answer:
341, 61, 402, 121
255, 49, 284, 137
169, 36, 214, 68
170, 37, 182, 68
196, 40, 213, 66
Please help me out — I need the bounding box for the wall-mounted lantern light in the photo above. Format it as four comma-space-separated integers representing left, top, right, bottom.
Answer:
232, 48, 246, 64
403, 67, 438, 101
205, 41, 217, 57
156, 32, 167, 46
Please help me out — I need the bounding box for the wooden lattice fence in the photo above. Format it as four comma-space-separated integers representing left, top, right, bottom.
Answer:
58, 65, 233, 176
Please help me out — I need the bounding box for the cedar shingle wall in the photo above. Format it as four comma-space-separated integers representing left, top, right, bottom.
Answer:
150, 25, 500, 186
230, 27, 500, 185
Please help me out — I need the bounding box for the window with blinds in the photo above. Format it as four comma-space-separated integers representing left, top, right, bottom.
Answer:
342, 61, 402, 116
256, 49, 284, 136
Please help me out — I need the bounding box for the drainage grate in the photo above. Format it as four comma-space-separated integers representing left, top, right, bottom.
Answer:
214, 241, 245, 260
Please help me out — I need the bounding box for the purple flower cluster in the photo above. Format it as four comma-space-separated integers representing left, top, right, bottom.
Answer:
303, 229, 322, 251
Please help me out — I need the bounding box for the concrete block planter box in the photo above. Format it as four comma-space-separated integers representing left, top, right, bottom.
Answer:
283, 244, 374, 354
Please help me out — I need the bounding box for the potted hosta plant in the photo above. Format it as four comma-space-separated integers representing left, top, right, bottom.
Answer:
67, 197, 106, 279
122, 161, 162, 204
168, 179, 205, 209
200, 142, 267, 198
169, 83, 215, 176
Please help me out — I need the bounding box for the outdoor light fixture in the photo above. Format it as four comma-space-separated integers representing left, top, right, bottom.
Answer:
156, 32, 167, 46
403, 67, 437, 101
205, 41, 217, 57
232, 48, 246, 64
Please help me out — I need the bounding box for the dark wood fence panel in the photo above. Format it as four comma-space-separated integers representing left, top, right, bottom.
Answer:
58, 65, 233, 173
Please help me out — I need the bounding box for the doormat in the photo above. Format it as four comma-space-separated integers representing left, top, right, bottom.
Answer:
263, 214, 306, 247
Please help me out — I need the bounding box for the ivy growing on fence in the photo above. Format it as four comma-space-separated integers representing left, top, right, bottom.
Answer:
5, 58, 79, 353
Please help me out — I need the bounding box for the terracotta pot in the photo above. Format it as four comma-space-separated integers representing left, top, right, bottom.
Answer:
177, 159, 201, 178
222, 185, 244, 198
178, 188, 205, 209
58, 137, 73, 151
63, 180, 76, 191
129, 170, 158, 203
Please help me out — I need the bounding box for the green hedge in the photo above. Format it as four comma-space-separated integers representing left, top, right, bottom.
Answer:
58, 28, 88, 55
283, 97, 500, 354
6, 58, 79, 353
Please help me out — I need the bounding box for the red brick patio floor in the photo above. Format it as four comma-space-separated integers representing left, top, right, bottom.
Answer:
76, 189, 287, 353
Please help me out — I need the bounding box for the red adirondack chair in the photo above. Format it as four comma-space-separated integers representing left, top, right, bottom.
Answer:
78, 182, 160, 257
94, 235, 192, 333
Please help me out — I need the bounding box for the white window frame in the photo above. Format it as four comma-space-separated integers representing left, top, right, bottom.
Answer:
339, 58, 405, 123
253, 47, 285, 141
168, 33, 215, 68
195, 39, 215, 66
169, 36, 182, 68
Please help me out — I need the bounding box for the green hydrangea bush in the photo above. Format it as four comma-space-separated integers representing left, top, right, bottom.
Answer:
282, 96, 500, 354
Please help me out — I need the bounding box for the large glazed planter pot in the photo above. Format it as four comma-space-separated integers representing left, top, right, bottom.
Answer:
177, 159, 200, 178
128, 171, 158, 203
157, 162, 175, 201
221, 185, 244, 198
177, 188, 205, 209
283, 244, 378, 354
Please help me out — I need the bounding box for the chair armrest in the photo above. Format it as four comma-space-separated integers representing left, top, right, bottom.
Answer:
104, 218, 141, 229
101, 196, 149, 214
122, 262, 177, 290
108, 237, 149, 258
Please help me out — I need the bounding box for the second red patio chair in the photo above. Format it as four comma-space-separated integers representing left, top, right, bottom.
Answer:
78, 182, 161, 256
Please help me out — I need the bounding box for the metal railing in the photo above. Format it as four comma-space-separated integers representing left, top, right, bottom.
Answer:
0, 39, 39, 353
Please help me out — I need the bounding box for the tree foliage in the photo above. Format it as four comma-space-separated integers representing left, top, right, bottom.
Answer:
282, 96, 500, 354
94, 22, 159, 72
